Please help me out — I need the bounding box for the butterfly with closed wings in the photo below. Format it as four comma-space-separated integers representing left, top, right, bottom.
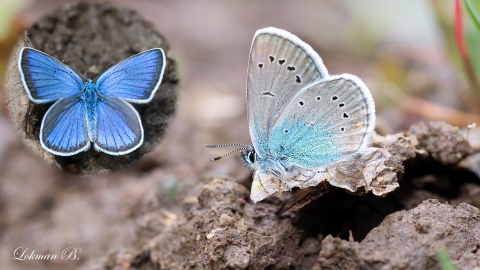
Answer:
208, 27, 376, 202
18, 47, 165, 156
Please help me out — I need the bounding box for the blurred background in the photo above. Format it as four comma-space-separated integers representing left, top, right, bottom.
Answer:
0, 0, 479, 269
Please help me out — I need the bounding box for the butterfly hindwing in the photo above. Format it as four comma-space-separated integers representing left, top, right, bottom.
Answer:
247, 27, 328, 158
94, 97, 143, 155
95, 48, 165, 103
267, 75, 375, 168
18, 48, 83, 103
40, 97, 90, 156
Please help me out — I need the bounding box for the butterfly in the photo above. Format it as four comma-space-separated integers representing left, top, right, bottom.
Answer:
18, 47, 166, 156
208, 27, 376, 202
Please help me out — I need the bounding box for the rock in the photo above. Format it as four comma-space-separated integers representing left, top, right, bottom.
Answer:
317, 199, 480, 269
408, 121, 472, 164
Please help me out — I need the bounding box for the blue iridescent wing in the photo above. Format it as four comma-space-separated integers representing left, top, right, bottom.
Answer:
267, 75, 375, 168
41, 97, 90, 156
18, 47, 84, 103
94, 97, 143, 155
95, 48, 165, 103
246, 28, 328, 159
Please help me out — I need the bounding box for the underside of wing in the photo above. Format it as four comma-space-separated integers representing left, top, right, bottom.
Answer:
94, 97, 143, 155
267, 75, 376, 168
40, 97, 90, 156
95, 48, 165, 103
247, 27, 328, 158
18, 48, 83, 103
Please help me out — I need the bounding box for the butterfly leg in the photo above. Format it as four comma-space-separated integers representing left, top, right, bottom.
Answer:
267, 168, 291, 191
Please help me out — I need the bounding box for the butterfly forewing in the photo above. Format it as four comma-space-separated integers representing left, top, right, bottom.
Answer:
267, 75, 375, 168
19, 48, 83, 103
95, 48, 165, 103
40, 97, 90, 156
94, 97, 143, 155
247, 28, 328, 158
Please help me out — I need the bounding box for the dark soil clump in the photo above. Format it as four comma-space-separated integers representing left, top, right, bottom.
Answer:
318, 200, 480, 269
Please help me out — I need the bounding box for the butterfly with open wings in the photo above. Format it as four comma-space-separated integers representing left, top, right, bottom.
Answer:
18, 47, 165, 156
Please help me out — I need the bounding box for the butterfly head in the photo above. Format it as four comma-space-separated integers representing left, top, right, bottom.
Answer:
240, 145, 257, 169
207, 143, 288, 173
207, 143, 271, 175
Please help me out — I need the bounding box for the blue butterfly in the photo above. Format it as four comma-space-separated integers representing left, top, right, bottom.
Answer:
208, 27, 376, 202
18, 47, 165, 156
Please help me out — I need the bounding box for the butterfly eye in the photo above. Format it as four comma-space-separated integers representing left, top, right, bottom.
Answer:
248, 150, 255, 163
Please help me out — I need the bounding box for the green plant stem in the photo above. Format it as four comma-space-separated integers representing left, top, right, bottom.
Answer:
465, 0, 480, 30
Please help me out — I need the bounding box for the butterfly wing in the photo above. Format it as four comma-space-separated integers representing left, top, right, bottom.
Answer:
95, 48, 165, 103
40, 97, 90, 156
247, 27, 328, 158
18, 47, 84, 103
267, 75, 376, 168
94, 97, 143, 155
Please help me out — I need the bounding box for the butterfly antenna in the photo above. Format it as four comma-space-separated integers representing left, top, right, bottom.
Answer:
62, 60, 87, 80
93, 63, 115, 81
205, 143, 249, 148
208, 146, 248, 162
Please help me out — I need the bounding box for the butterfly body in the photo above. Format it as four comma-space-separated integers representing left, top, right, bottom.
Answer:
19, 47, 166, 156
81, 79, 99, 140
239, 27, 376, 202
